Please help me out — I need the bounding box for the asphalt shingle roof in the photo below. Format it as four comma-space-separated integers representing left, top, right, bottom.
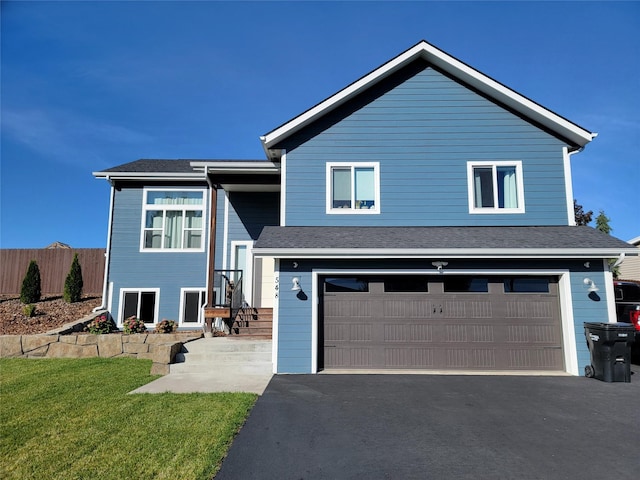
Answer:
255, 226, 634, 251
99, 158, 267, 173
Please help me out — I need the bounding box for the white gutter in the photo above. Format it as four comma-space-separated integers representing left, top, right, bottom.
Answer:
92, 172, 204, 180
253, 248, 639, 259
93, 180, 115, 313
190, 161, 280, 173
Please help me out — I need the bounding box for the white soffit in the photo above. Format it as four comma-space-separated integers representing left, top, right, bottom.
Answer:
261, 41, 594, 151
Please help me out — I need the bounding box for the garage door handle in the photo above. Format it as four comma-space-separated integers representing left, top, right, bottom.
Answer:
326, 345, 336, 348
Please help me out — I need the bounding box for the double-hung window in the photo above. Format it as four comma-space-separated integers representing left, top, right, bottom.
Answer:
141, 189, 205, 251
467, 161, 524, 214
326, 162, 380, 214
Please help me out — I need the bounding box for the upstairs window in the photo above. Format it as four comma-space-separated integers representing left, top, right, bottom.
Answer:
141, 189, 205, 251
327, 163, 380, 214
467, 161, 524, 214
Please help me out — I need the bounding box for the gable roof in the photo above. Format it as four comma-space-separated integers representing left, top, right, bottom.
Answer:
260, 40, 595, 160
254, 226, 637, 259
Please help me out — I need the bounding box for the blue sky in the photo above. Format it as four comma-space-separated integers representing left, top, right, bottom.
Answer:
1, 1, 638, 248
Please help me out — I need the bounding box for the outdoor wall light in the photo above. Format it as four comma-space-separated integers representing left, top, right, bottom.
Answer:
432, 261, 448, 273
291, 277, 301, 291
583, 278, 599, 292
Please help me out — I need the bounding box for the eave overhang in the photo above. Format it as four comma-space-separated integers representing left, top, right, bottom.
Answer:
253, 247, 639, 260
92, 171, 205, 181
190, 161, 280, 175
260, 40, 595, 160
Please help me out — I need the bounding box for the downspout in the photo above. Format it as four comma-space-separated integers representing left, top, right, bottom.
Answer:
611, 253, 625, 270
563, 146, 583, 226
93, 177, 115, 312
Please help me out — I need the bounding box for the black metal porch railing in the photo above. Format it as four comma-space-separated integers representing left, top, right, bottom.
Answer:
210, 269, 243, 333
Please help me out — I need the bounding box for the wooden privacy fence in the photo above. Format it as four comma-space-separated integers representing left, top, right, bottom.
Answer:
0, 249, 105, 295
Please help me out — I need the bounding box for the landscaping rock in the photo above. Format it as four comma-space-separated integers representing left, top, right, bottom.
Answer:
77, 334, 98, 345
22, 335, 58, 353
97, 335, 123, 357
26, 345, 50, 357
150, 363, 170, 375
0, 336, 23, 357
60, 335, 78, 344
47, 342, 98, 358
151, 343, 182, 364
123, 343, 150, 354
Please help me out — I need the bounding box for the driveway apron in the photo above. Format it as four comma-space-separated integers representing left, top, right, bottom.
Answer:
216, 373, 639, 479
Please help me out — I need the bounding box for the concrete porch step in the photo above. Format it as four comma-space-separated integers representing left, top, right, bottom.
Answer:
170, 362, 273, 375
181, 337, 271, 353
170, 337, 273, 375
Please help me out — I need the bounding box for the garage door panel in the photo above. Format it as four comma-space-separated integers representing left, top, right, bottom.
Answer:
445, 348, 496, 368
506, 325, 560, 343
385, 348, 435, 368
322, 276, 563, 371
384, 323, 434, 342
325, 323, 372, 342
505, 301, 554, 318
443, 300, 493, 318
326, 347, 371, 367
506, 347, 564, 369
324, 297, 371, 317
383, 299, 434, 318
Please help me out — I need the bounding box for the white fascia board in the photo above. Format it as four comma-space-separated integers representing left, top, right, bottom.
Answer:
261, 40, 594, 153
253, 247, 639, 259
190, 161, 280, 174
627, 235, 640, 246
92, 172, 204, 180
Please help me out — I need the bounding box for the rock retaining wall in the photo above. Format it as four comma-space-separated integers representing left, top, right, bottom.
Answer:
0, 332, 203, 375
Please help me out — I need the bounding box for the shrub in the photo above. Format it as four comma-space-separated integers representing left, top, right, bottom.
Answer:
85, 315, 117, 334
122, 316, 147, 334
63, 253, 84, 303
20, 260, 41, 304
23, 304, 36, 317
155, 319, 177, 334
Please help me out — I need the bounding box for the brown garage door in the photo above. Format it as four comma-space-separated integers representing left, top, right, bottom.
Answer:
321, 275, 564, 371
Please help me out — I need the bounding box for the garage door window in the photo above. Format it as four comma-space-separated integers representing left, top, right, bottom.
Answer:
325, 277, 369, 293
443, 276, 489, 292
504, 277, 550, 293
384, 276, 429, 292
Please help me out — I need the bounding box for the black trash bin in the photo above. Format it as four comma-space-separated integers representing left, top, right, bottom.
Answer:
584, 322, 635, 382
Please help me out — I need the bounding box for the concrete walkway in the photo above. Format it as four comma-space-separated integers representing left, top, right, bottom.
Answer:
130, 337, 273, 395
129, 371, 273, 394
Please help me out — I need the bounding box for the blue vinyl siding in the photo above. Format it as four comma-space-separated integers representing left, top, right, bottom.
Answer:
214, 188, 226, 270
108, 186, 208, 323
224, 191, 279, 267
279, 63, 570, 227
569, 268, 612, 371
277, 263, 314, 373
273, 258, 609, 374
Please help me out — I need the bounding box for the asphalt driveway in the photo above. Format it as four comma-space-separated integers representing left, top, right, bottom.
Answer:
216, 370, 639, 479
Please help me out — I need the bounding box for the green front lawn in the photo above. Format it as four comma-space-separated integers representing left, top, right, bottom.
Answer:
0, 358, 256, 480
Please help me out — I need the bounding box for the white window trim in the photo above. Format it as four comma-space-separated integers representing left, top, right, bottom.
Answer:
231, 240, 255, 306
139, 187, 207, 252
326, 162, 380, 214
117, 288, 160, 326
179, 288, 207, 326
466, 161, 525, 214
